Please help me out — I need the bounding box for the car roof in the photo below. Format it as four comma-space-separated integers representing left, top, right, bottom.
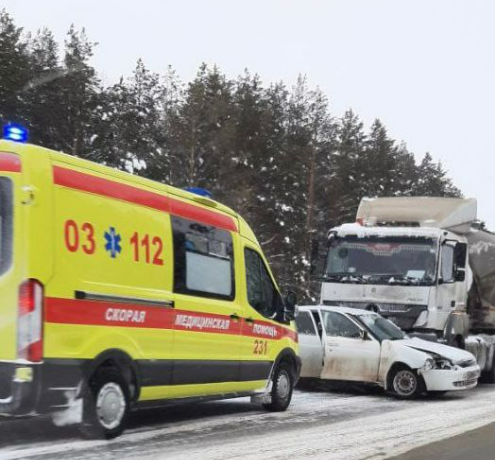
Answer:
298, 305, 376, 316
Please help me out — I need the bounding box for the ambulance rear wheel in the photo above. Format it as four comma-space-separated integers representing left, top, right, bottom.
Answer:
263, 362, 294, 412
79, 367, 130, 439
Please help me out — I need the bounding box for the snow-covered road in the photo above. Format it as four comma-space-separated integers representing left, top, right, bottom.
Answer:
2, 384, 495, 460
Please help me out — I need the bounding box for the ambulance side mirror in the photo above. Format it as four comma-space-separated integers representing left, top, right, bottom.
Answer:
284, 291, 298, 321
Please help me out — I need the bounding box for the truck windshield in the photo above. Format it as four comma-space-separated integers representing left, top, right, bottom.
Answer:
325, 236, 437, 285
354, 313, 406, 341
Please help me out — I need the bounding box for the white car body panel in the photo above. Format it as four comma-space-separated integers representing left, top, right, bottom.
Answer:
297, 306, 480, 393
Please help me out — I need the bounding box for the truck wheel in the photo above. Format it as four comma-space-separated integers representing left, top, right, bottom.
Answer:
79, 367, 130, 439
389, 365, 424, 400
263, 362, 294, 412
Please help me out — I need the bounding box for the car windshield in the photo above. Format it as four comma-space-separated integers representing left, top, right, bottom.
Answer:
325, 236, 437, 285
355, 313, 406, 341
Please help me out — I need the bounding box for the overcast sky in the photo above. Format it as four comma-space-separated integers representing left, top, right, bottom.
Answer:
3, 0, 495, 227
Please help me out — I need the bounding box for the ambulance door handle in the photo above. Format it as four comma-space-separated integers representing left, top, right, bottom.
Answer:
230, 313, 240, 321
245, 317, 255, 325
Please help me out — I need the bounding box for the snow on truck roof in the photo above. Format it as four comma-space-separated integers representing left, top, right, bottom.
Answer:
356, 197, 477, 234
333, 223, 444, 239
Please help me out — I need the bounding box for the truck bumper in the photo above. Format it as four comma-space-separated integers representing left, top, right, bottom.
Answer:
421, 365, 480, 392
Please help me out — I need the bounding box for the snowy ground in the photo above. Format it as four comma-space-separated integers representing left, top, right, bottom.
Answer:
2, 384, 495, 460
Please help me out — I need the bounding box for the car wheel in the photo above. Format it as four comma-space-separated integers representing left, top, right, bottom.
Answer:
263, 362, 294, 412
79, 367, 130, 439
389, 365, 424, 399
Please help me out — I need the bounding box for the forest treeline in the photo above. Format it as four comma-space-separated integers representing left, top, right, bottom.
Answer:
0, 10, 461, 299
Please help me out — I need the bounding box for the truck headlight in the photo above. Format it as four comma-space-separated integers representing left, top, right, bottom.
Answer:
423, 358, 435, 371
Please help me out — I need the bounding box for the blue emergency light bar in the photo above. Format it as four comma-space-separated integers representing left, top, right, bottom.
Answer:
3, 124, 29, 143
184, 187, 213, 198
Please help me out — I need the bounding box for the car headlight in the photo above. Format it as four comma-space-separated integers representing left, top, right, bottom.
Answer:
423, 358, 435, 371
435, 358, 455, 370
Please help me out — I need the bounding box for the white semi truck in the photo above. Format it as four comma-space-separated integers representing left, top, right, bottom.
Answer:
320, 197, 495, 380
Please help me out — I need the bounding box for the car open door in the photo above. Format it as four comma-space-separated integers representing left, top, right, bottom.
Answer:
321, 311, 381, 383
295, 310, 324, 378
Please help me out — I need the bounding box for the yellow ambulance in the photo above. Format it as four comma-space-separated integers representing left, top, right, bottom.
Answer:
0, 133, 299, 438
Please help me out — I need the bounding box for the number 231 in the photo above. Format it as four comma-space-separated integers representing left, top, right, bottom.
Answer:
253, 340, 268, 355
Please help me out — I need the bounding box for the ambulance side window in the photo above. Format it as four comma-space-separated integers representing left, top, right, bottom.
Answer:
244, 248, 282, 319
0, 178, 13, 276
171, 216, 235, 300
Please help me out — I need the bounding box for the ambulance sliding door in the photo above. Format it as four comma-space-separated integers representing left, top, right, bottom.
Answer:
169, 214, 243, 398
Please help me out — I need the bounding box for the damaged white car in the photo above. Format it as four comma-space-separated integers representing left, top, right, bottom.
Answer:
297, 306, 480, 398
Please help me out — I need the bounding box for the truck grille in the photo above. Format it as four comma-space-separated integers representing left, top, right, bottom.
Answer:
324, 301, 427, 330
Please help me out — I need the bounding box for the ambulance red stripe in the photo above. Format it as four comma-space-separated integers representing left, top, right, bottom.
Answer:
45, 297, 297, 342
52, 166, 238, 232
0, 152, 22, 173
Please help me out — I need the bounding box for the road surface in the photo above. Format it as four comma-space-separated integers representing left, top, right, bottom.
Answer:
2, 384, 495, 460
389, 421, 495, 460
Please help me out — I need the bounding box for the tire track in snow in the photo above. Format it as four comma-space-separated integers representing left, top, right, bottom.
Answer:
2, 386, 495, 460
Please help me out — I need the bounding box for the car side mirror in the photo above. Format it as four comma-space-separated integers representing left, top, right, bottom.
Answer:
359, 329, 370, 340
284, 291, 297, 321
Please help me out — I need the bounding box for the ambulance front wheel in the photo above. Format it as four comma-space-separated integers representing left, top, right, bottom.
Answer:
79, 367, 131, 439
263, 362, 295, 412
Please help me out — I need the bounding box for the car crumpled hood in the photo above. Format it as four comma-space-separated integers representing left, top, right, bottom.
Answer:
399, 338, 475, 363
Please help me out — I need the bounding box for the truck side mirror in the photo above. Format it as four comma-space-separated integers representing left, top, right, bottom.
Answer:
284, 291, 298, 321
454, 242, 468, 282
455, 243, 468, 269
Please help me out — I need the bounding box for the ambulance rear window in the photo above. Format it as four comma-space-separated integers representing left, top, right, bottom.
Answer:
172, 216, 235, 300
0, 178, 13, 276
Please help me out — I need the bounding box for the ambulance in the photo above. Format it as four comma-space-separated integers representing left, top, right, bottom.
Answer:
0, 130, 300, 438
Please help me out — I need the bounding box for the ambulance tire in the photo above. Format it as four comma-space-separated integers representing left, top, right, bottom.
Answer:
263, 362, 294, 412
79, 367, 131, 439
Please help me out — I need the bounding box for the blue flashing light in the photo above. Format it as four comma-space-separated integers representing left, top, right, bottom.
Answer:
184, 187, 213, 199
3, 124, 29, 143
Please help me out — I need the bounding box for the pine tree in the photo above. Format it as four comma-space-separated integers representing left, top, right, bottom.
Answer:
329, 110, 366, 225
362, 119, 398, 196
0, 9, 30, 126
414, 152, 462, 197
173, 64, 234, 189
24, 27, 64, 148
57, 25, 99, 157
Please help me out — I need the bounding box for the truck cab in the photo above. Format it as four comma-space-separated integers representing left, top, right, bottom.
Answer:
320, 197, 475, 344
